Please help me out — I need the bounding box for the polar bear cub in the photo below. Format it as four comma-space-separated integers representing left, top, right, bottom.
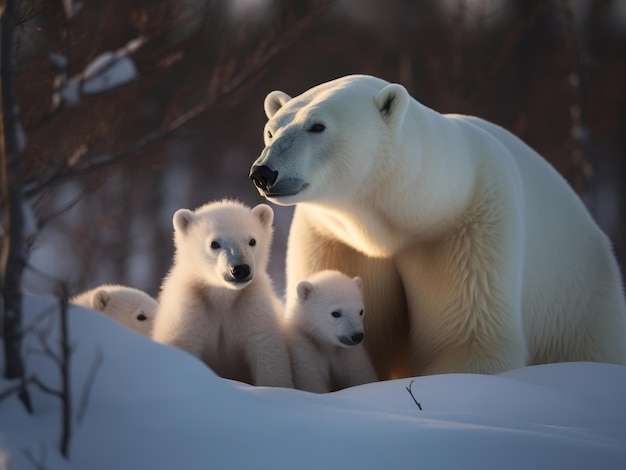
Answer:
71, 284, 158, 337
285, 270, 378, 393
152, 199, 293, 388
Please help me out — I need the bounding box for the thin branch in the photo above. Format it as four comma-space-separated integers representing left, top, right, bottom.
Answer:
0, 374, 62, 402
30, 375, 63, 399
35, 330, 62, 367
17, 1, 55, 27
22, 301, 56, 336
76, 347, 103, 425
405, 379, 423, 411
21, 444, 48, 470
56, 285, 72, 458
22, 0, 336, 199
0, 378, 25, 402
35, 188, 84, 231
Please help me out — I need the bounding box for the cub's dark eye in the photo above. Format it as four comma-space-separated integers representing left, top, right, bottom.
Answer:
137, 313, 147, 321
331, 311, 341, 318
308, 123, 325, 133
249, 238, 256, 247
266, 130, 273, 139
210, 241, 221, 249
359, 309, 364, 316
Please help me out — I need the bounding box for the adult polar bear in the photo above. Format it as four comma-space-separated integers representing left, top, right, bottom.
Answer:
249, 74, 626, 379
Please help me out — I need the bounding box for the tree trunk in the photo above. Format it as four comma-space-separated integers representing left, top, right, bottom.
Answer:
1, 0, 32, 413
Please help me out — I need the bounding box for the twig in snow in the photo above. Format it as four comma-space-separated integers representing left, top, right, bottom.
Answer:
405, 379, 423, 411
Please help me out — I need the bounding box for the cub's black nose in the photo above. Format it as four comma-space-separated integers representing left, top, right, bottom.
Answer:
249, 165, 278, 192
231, 264, 251, 281
351, 333, 364, 345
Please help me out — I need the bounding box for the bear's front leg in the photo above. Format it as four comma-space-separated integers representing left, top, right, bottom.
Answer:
246, 326, 294, 388
288, 339, 332, 393
152, 295, 213, 365
395, 233, 528, 376
334, 348, 379, 390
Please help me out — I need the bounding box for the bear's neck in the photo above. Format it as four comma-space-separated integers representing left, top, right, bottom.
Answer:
185, 273, 247, 312
306, 107, 500, 256
293, 322, 340, 354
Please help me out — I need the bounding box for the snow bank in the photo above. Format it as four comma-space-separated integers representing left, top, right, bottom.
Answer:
1, 293, 625, 469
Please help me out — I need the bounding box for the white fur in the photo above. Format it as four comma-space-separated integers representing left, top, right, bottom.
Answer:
152, 199, 293, 388
71, 284, 157, 337
250, 74, 626, 378
285, 270, 378, 393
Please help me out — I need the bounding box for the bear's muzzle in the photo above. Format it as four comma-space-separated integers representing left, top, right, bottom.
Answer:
249, 164, 278, 193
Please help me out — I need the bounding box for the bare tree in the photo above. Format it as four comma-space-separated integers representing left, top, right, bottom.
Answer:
1, 0, 32, 413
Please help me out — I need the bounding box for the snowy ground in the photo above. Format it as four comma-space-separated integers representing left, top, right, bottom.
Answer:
1, 293, 625, 469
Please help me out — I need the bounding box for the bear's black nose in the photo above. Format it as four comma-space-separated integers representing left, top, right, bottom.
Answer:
351, 333, 364, 345
231, 264, 251, 281
249, 165, 278, 192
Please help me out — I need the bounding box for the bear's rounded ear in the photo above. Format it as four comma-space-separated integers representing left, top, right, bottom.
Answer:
93, 290, 110, 311
252, 204, 274, 229
173, 209, 194, 233
264, 91, 292, 119
296, 280, 314, 301
374, 84, 409, 125
353, 276, 363, 292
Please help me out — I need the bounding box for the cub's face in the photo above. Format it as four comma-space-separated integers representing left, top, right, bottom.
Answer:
201, 227, 258, 289
295, 272, 366, 348
91, 289, 156, 336
322, 302, 366, 349
173, 202, 274, 290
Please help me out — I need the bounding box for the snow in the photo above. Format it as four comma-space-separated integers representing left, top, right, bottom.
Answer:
54, 37, 143, 107
81, 55, 137, 96
81, 38, 143, 96
1, 293, 625, 469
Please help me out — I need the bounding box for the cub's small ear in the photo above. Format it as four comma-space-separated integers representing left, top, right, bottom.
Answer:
264, 90, 292, 119
93, 290, 110, 311
296, 280, 314, 301
173, 209, 194, 233
374, 83, 409, 124
252, 204, 274, 229
353, 276, 363, 292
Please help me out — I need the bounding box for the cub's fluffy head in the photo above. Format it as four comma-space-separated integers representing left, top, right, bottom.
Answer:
290, 270, 366, 348
71, 285, 157, 337
249, 74, 410, 205
172, 200, 274, 290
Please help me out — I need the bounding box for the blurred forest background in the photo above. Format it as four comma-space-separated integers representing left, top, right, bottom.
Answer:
13, 0, 626, 299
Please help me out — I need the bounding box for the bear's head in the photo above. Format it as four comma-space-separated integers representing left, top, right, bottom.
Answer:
292, 270, 366, 348
89, 287, 157, 336
172, 200, 274, 290
249, 75, 410, 206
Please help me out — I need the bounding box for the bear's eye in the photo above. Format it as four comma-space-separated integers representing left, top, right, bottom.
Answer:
308, 123, 325, 133
210, 241, 221, 249
359, 309, 364, 316
249, 238, 256, 247
137, 313, 147, 321
266, 129, 273, 139
331, 311, 341, 318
